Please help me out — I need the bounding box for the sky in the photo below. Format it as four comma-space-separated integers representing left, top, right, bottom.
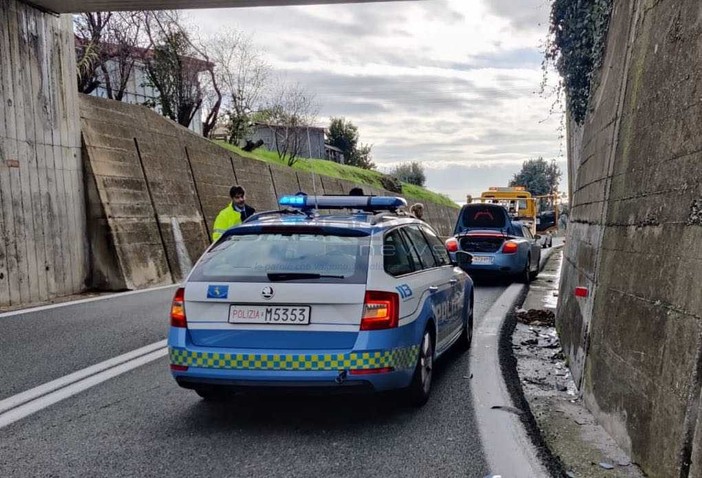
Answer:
187, 0, 565, 203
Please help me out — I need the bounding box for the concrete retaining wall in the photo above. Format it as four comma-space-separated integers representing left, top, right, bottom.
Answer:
558, 1, 702, 476
80, 95, 458, 291
0, 3, 86, 308
80, 95, 208, 289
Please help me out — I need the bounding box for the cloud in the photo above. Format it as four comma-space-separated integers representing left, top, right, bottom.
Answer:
419, 159, 569, 203
185, 0, 565, 203
415, 0, 467, 25
484, 0, 551, 32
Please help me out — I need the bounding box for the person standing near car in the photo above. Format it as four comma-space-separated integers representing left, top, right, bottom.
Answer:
212, 185, 256, 241
410, 203, 425, 220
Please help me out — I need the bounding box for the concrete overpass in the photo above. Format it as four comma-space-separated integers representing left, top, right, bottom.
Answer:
31, 0, 409, 13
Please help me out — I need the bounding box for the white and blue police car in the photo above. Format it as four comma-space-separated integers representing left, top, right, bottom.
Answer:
168, 195, 474, 406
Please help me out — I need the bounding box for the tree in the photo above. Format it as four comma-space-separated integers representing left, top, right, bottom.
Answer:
328, 117, 358, 157
390, 162, 426, 187
101, 12, 146, 102
264, 82, 319, 166
75, 11, 220, 136
327, 117, 375, 170
74, 12, 145, 101
351, 144, 375, 170
75, 12, 111, 95
509, 158, 562, 197
143, 11, 220, 133
208, 29, 270, 144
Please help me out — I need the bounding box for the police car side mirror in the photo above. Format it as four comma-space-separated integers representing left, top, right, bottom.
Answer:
534, 234, 542, 240
455, 251, 473, 271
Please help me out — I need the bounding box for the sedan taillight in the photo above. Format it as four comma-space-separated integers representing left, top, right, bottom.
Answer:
502, 241, 519, 254
445, 237, 459, 253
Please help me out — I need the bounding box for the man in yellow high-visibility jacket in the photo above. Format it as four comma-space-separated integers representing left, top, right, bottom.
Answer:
212, 185, 256, 241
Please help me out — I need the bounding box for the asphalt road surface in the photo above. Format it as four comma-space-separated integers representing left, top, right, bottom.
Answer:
0, 282, 508, 478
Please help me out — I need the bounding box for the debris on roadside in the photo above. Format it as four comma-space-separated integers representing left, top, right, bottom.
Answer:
511, 249, 644, 478
515, 308, 555, 327
490, 405, 524, 415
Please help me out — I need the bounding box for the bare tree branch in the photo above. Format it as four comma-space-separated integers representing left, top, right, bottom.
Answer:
208, 29, 270, 144
142, 11, 210, 131
265, 81, 319, 166
74, 12, 146, 101
74, 12, 112, 94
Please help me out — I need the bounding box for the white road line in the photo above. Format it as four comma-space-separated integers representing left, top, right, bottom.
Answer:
0, 340, 167, 423
0, 348, 168, 429
0, 285, 179, 319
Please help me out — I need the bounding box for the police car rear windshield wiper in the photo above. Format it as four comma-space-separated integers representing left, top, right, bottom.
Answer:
266, 272, 345, 281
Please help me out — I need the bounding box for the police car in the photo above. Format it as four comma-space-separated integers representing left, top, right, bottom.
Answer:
168, 195, 474, 406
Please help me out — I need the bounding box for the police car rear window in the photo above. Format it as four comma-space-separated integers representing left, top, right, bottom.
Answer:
190, 233, 370, 284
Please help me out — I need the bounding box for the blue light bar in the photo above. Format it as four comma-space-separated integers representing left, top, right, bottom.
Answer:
278, 195, 407, 211
279, 195, 306, 207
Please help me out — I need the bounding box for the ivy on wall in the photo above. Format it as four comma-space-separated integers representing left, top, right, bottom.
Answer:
546, 0, 614, 124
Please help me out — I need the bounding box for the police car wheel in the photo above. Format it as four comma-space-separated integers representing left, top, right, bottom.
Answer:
408, 330, 434, 407
194, 387, 228, 401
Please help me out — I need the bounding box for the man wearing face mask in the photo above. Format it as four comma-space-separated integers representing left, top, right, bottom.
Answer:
212, 185, 256, 241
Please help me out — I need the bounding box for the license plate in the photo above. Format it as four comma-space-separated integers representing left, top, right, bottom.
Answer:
228, 305, 311, 325
472, 256, 494, 265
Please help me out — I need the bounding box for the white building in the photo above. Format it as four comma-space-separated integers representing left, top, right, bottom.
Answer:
247, 123, 345, 164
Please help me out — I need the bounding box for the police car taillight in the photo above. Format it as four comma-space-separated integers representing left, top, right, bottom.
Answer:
445, 238, 459, 253
360, 291, 399, 331
170, 287, 187, 328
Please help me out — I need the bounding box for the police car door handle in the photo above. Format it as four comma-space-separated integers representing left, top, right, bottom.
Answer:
429, 286, 439, 293
449, 279, 458, 284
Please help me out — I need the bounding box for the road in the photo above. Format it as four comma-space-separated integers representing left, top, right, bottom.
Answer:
0, 282, 510, 478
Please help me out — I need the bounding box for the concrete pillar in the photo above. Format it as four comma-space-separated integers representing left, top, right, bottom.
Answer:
0, 1, 86, 307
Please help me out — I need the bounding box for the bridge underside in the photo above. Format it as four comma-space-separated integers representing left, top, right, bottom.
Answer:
30, 0, 406, 14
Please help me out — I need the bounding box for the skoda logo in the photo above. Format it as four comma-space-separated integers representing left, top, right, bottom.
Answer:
261, 286, 274, 300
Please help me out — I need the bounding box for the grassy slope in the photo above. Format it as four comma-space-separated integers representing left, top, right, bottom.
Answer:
215, 141, 458, 208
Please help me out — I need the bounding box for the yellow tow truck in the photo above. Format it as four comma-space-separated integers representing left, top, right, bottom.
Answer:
466, 187, 554, 248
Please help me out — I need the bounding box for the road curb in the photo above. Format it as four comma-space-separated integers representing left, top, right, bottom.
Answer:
470, 245, 563, 477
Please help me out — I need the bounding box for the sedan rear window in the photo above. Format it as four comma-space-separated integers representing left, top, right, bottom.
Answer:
190, 233, 370, 284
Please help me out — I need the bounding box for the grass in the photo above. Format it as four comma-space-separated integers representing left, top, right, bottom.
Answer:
215, 141, 458, 208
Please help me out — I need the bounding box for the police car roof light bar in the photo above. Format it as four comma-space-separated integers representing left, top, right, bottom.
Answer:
278, 195, 407, 212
